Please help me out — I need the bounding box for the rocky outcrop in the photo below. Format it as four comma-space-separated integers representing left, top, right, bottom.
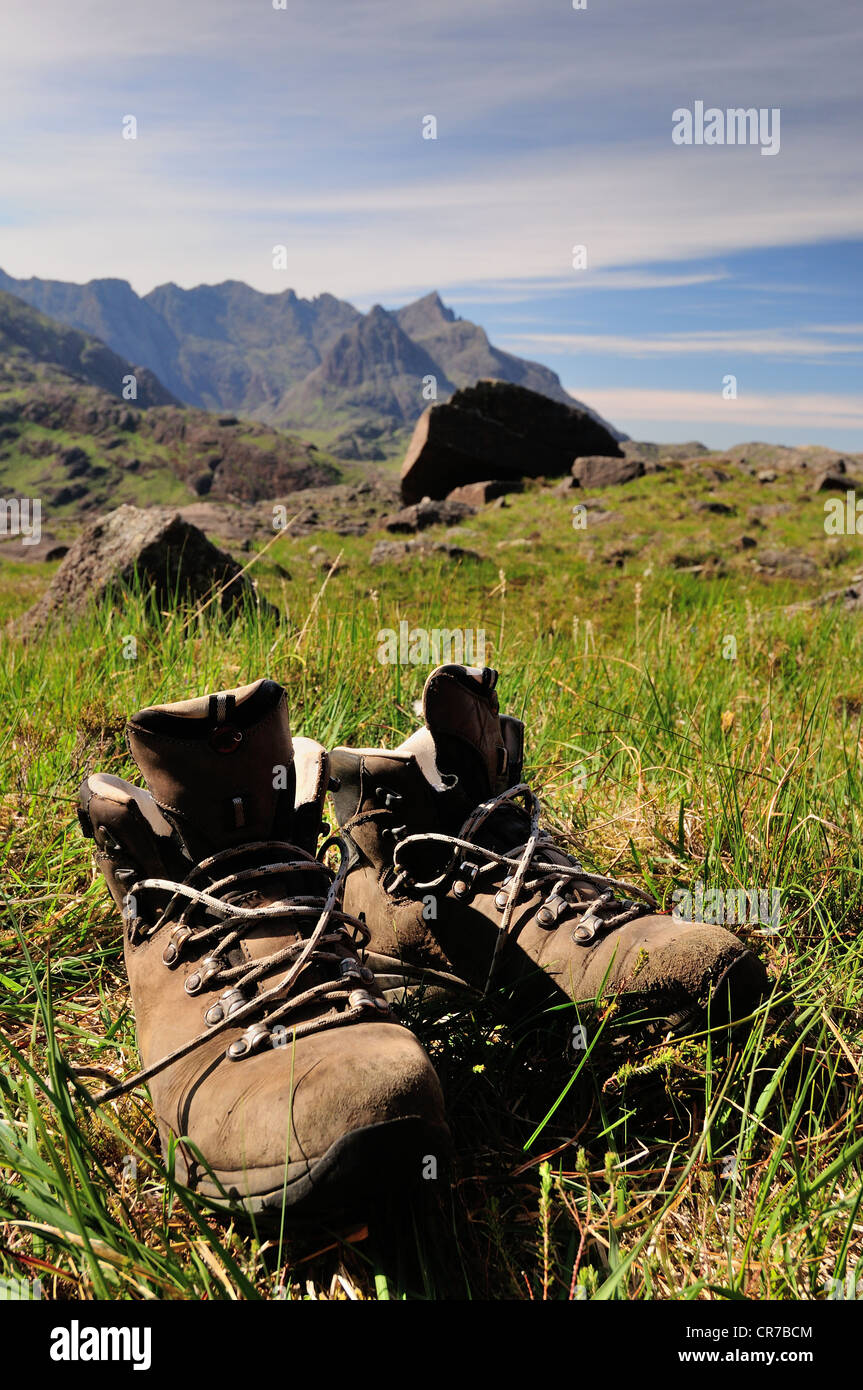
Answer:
400, 380, 623, 503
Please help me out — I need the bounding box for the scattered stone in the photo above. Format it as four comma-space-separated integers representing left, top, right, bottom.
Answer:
787, 572, 863, 614
605, 544, 635, 567
0, 535, 67, 564
571, 455, 644, 489
736, 535, 759, 550
752, 548, 818, 580
383, 497, 476, 533
308, 545, 344, 574
369, 539, 482, 566
18, 504, 276, 635
695, 499, 736, 516
59, 445, 92, 476
748, 503, 792, 523
49, 482, 91, 507
400, 379, 622, 503
814, 469, 860, 493
446, 479, 522, 507
757, 469, 777, 484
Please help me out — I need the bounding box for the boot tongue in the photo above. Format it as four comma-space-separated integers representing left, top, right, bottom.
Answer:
126, 679, 297, 862
422, 664, 512, 810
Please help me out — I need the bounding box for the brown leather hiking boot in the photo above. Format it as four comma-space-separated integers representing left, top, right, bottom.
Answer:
78, 679, 449, 1220
330, 665, 769, 1037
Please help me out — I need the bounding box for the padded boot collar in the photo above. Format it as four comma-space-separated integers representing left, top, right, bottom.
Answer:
127, 678, 297, 861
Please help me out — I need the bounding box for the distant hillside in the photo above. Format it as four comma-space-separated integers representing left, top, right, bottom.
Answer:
0, 270, 622, 453
0, 289, 177, 408
0, 361, 340, 521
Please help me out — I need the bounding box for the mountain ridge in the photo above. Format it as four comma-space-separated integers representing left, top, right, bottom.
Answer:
0, 269, 623, 446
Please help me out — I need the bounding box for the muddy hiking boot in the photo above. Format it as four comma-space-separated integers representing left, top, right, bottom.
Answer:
330, 665, 768, 1038
77, 679, 449, 1221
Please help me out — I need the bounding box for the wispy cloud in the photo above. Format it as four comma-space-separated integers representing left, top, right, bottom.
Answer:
576, 387, 863, 434
511, 328, 863, 362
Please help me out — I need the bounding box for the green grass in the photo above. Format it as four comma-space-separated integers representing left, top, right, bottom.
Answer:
1, 464, 863, 1300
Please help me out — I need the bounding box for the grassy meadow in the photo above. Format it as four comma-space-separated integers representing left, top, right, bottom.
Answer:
2, 452, 863, 1300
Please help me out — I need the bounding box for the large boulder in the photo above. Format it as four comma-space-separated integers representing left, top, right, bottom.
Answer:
400, 379, 622, 503
18, 505, 275, 635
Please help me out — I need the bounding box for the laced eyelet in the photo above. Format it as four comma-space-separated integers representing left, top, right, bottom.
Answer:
162, 924, 193, 967
184, 956, 221, 995
205, 986, 246, 1026
227, 1021, 271, 1059
453, 861, 480, 900
349, 988, 388, 1013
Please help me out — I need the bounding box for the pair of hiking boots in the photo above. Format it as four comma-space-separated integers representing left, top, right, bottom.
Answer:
78, 665, 768, 1221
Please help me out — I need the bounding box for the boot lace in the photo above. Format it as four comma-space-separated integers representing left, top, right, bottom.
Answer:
95, 837, 383, 1104
385, 783, 657, 993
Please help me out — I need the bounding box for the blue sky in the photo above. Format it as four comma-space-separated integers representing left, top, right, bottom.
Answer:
0, 0, 860, 448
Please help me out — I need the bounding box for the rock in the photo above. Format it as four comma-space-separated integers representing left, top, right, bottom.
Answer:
369, 539, 482, 566
787, 572, 863, 614
736, 535, 759, 550
49, 482, 90, 507
383, 497, 476, 533
18, 505, 276, 635
308, 545, 344, 574
447, 479, 522, 507
814, 469, 859, 493
551, 477, 579, 497
400, 379, 622, 503
59, 445, 92, 476
757, 469, 778, 483
694, 499, 736, 516
753, 548, 818, 580
0, 535, 67, 564
571, 455, 644, 489
605, 544, 635, 567
748, 504, 792, 522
